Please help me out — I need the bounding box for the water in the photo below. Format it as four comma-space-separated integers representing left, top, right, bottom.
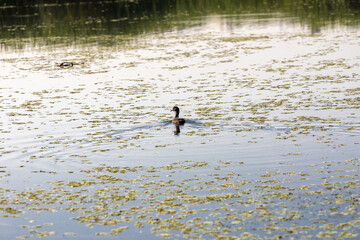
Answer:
1, 1, 360, 239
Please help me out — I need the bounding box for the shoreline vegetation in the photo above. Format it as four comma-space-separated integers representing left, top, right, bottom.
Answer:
0, 0, 359, 44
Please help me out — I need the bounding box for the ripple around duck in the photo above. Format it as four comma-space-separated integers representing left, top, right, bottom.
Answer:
0, 120, 210, 167
2, 119, 358, 168
106, 121, 172, 137
104, 120, 207, 138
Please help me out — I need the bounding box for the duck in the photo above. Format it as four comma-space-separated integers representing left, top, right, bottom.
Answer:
55, 62, 74, 68
55, 62, 83, 68
171, 106, 186, 125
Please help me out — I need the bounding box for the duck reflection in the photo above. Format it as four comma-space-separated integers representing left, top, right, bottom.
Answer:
173, 123, 181, 135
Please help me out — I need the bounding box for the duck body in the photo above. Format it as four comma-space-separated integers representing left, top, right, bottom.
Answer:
60, 62, 74, 68
55, 62, 82, 68
171, 106, 186, 125
55, 62, 74, 68
172, 117, 185, 125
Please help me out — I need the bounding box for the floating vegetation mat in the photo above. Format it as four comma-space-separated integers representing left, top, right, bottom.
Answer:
1, 159, 359, 239
0, 14, 360, 239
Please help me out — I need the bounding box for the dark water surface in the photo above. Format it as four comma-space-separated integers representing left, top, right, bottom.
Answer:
1, 1, 360, 239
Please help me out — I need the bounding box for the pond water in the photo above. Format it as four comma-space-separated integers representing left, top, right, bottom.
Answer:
1, 1, 360, 239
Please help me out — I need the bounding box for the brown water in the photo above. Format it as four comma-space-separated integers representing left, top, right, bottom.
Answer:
1, 1, 360, 239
